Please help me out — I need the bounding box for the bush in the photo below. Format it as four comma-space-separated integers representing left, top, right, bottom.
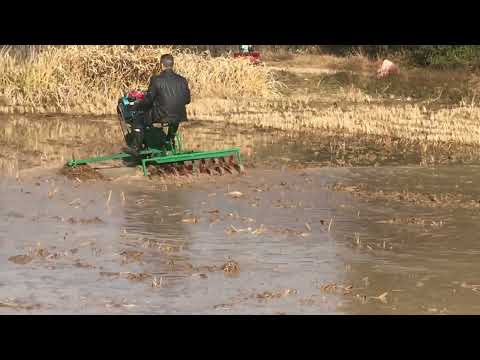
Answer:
405, 45, 480, 68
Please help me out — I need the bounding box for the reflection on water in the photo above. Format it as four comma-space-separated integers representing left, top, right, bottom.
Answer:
4, 113, 474, 177
121, 187, 190, 241
0, 170, 348, 314
114, 173, 348, 313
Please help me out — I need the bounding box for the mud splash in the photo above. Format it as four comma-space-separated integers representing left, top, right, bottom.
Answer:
60, 164, 105, 181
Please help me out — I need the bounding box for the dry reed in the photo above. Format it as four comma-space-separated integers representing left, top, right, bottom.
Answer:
0, 45, 280, 115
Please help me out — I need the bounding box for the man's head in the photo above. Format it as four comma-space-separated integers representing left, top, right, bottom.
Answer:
160, 54, 174, 70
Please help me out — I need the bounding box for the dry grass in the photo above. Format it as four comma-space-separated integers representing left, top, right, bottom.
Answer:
265, 52, 379, 74
0, 45, 280, 115
186, 95, 480, 146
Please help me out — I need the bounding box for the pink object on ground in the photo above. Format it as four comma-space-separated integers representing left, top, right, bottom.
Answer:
377, 59, 399, 78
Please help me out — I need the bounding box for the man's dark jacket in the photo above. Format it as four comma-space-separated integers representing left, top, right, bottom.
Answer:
134, 69, 191, 124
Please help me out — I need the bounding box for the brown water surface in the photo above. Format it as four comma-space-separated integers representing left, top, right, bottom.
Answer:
1, 115, 479, 314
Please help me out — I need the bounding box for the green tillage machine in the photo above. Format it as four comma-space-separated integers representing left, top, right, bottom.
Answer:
66, 93, 245, 177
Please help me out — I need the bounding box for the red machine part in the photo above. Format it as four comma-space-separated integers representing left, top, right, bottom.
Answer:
233, 51, 261, 64
127, 90, 145, 101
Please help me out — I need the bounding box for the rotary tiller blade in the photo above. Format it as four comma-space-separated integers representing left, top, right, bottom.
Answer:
220, 157, 234, 174
157, 167, 167, 177
211, 158, 225, 175
200, 159, 214, 176
147, 165, 158, 176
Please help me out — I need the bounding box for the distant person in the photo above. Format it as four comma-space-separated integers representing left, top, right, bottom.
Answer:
239, 45, 254, 53
129, 54, 191, 152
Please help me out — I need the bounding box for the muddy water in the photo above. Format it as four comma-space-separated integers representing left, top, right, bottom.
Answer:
5, 114, 475, 178
3, 164, 480, 314
0, 170, 346, 314
316, 165, 480, 314
2, 116, 480, 314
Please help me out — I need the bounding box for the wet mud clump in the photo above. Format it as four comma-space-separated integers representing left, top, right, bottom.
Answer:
378, 217, 445, 227
320, 283, 354, 295
142, 239, 183, 253
0, 299, 42, 311
8, 255, 33, 265
222, 260, 240, 275
330, 182, 480, 210
256, 288, 298, 300
74, 260, 96, 269
119, 250, 144, 264
123, 272, 152, 282
60, 164, 105, 181
67, 217, 104, 225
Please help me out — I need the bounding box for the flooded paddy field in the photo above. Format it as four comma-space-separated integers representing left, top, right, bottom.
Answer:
1, 116, 480, 314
